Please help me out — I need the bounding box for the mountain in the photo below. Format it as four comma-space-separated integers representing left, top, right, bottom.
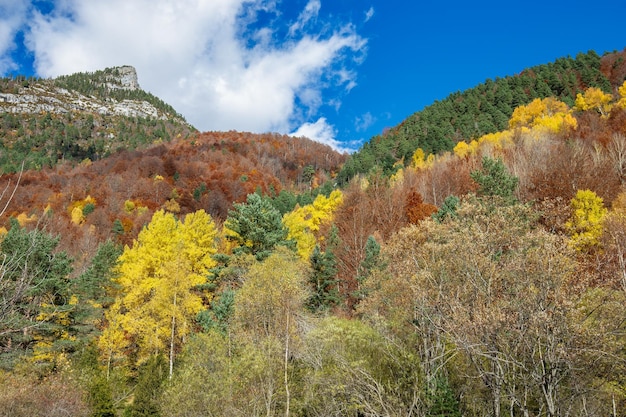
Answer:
339, 49, 626, 184
0, 66, 195, 173
3, 51, 626, 417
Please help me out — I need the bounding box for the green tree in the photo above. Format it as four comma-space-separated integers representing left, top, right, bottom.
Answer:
307, 244, 340, 312
0, 218, 73, 369
225, 193, 294, 260
470, 156, 519, 202
354, 235, 381, 302
71, 240, 122, 343
432, 195, 460, 223
128, 354, 167, 417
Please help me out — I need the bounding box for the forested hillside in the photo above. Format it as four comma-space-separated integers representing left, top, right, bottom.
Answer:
2, 50, 626, 417
0, 67, 195, 173
338, 49, 626, 183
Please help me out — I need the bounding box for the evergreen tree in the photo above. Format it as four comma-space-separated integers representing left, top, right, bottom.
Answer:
128, 354, 167, 417
197, 288, 235, 335
432, 195, 460, 223
225, 193, 295, 260
354, 235, 381, 303
470, 156, 519, 202
307, 244, 340, 312
77, 344, 115, 417
72, 240, 122, 341
427, 377, 462, 417
0, 218, 73, 368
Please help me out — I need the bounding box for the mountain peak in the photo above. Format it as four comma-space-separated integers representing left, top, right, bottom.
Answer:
104, 65, 140, 91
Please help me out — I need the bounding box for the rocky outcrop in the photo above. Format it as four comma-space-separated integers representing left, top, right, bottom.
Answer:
0, 66, 181, 122
105, 65, 140, 91
0, 86, 162, 119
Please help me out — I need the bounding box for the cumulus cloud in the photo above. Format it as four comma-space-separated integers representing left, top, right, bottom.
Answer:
3, 0, 367, 151
0, 0, 29, 73
290, 117, 352, 153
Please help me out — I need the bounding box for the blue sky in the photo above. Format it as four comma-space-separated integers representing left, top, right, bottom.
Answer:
1, 1, 625, 152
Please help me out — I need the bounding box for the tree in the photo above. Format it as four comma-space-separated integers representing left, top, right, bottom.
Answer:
225, 193, 294, 261
128, 354, 167, 417
301, 316, 422, 417
307, 244, 340, 313
233, 248, 309, 417
574, 86, 613, 116
0, 218, 73, 369
354, 235, 381, 303
565, 189, 607, 252
361, 199, 596, 417
405, 190, 438, 224
283, 189, 343, 260
432, 195, 460, 223
470, 156, 518, 202
99, 209, 218, 377
71, 240, 122, 343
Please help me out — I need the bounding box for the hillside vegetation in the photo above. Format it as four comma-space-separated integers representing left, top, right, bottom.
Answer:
1, 50, 626, 417
339, 49, 626, 183
0, 67, 195, 173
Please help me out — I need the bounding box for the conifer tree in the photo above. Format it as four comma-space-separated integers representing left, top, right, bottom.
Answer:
470, 156, 519, 203
307, 245, 340, 312
225, 193, 294, 260
128, 354, 167, 417
0, 218, 73, 367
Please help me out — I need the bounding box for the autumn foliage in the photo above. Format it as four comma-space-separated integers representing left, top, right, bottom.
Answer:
4, 49, 626, 416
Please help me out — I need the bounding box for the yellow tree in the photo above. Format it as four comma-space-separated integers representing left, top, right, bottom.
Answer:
509, 97, 577, 134
565, 189, 607, 252
283, 190, 343, 260
99, 209, 218, 377
574, 87, 613, 116
617, 81, 626, 109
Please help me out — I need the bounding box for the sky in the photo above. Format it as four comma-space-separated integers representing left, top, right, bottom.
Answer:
1, 1, 625, 153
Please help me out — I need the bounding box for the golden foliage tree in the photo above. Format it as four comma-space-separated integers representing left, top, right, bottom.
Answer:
565, 189, 607, 252
574, 87, 613, 116
509, 97, 577, 134
99, 209, 218, 377
282, 190, 343, 260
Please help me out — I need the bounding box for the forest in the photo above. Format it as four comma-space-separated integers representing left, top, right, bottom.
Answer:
1, 50, 626, 417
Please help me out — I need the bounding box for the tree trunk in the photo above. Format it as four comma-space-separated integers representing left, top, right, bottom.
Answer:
284, 313, 291, 417
169, 293, 177, 379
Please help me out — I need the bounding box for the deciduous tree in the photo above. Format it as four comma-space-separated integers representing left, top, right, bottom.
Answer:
99, 209, 218, 377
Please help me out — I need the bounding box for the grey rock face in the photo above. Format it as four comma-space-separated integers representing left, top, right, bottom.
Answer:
0, 66, 181, 122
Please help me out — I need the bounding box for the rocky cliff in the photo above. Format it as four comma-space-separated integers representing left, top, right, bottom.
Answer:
0, 66, 196, 172
0, 66, 180, 121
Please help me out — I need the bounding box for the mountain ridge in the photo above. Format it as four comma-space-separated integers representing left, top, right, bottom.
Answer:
0, 65, 195, 172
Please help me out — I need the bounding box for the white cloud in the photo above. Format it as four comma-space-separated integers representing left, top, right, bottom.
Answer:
0, 0, 29, 73
290, 117, 351, 153
12, 0, 366, 146
355, 111, 376, 132
289, 0, 321, 36
364, 7, 374, 23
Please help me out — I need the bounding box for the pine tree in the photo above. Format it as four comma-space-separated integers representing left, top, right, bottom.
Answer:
128, 354, 167, 417
470, 156, 518, 203
225, 193, 294, 260
307, 245, 340, 312
354, 235, 381, 303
